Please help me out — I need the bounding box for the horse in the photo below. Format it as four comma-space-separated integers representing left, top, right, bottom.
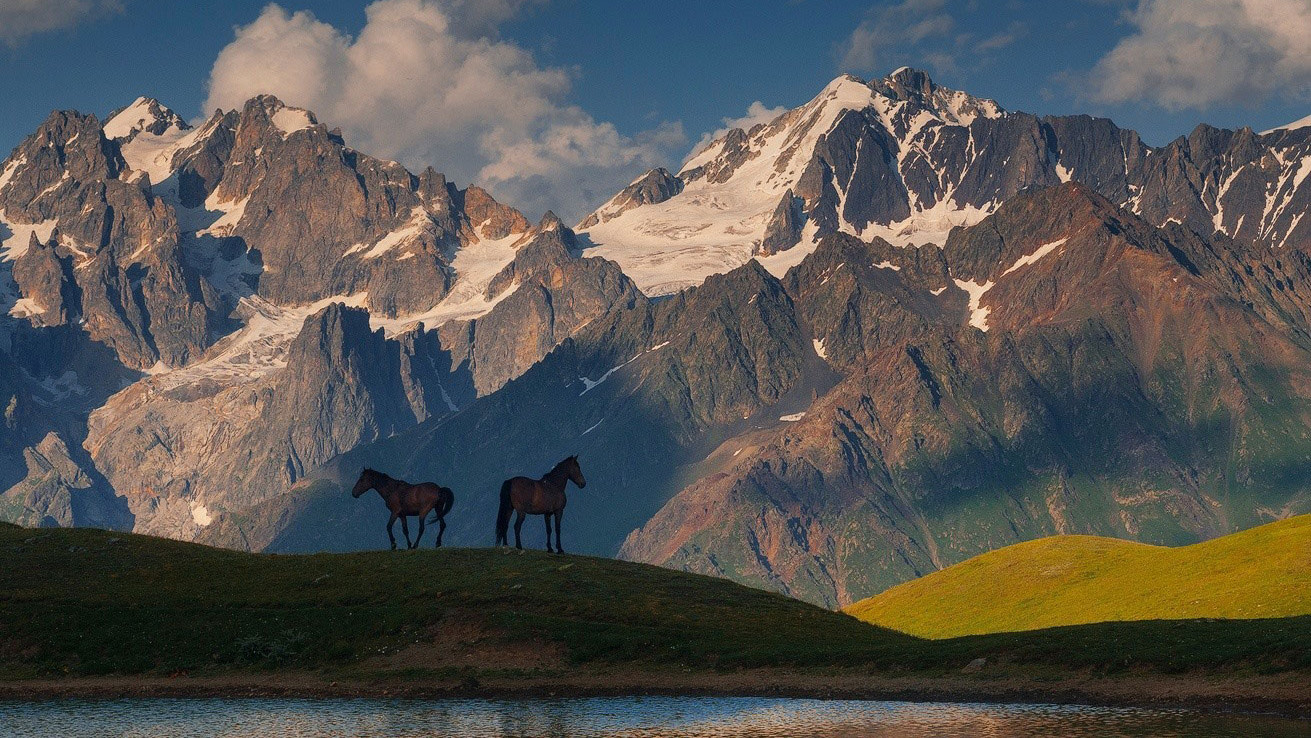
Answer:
351, 468, 454, 550
494, 456, 586, 553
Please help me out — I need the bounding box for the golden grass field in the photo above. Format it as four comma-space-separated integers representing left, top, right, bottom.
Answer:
845, 515, 1311, 638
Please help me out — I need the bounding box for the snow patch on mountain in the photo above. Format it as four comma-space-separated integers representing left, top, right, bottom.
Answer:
0, 156, 24, 195
272, 107, 315, 137
145, 294, 363, 391
861, 200, 997, 249
756, 222, 822, 279
578, 341, 671, 396
346, 207, 431, 259
28, 371, 88, 407
954, 278, 994, 331
191, 502, 213, 527
1002, 238, 1067, 276
1262, 114, 1311, 135
197, 195, 249, 238
119, 124, 205, 187
374, 228, 525, 331
0, 218, 57, 260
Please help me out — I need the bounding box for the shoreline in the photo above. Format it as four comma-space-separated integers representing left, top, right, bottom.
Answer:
3, 670, 1308, 719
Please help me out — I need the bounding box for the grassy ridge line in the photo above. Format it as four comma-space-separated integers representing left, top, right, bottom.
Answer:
0, 522, 916, 679
845, 514, 1311, 639
0, 523, 1307, 686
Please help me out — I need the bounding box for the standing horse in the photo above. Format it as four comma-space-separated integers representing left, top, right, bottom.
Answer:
352, 468, 455, 550
494, 456, 586, 553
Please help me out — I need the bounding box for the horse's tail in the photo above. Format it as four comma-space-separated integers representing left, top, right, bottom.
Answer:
494, 480, 512, 545
428, 487, 455, 523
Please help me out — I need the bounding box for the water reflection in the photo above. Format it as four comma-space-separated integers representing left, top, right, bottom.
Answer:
0, 697, 1305, 737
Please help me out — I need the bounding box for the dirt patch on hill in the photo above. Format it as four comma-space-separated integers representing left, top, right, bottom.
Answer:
363, 617, 566, 672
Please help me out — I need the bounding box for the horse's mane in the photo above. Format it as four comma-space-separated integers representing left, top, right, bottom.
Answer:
543, 456, 576, 480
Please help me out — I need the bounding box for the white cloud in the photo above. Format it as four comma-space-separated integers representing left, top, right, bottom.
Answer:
688, 100, 789, 160
204, 0, 683, 222
0, 0, 122, 46
839, 0, 956, 73
1092, 0, 1311, 110
443, 0, 547, 34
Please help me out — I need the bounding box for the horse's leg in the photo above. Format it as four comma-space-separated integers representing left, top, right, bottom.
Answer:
543, 513, 554, 553
400, 515, 414, 550
387, 512, 400, 550
554, 509, 564, 555
513, 511, 525, 550
413, 512, 426, 550
436, 514, 446, 548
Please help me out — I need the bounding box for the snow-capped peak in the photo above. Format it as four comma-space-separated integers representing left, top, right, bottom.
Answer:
679, 73, 877, 180
875, 67, 1005, 127
820, 73, 881, 108
579, 68, 1016, 296
103, 97, 188, 141
1262, 113, 1311, 135
243, 95, 318, 138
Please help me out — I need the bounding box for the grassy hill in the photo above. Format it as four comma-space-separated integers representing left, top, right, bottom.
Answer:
0, 522, 917, 680
1, 521, 1308, 707
846, 515, 1311, 639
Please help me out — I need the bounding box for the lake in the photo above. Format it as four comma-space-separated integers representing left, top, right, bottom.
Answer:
1, 697, 1306, 737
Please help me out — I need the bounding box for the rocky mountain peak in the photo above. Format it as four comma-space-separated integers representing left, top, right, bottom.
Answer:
453, 184, 530, 240
872, 66, 1005, 126
289, 302, 378, 366
6, 110, 123, 192
103, 97, 189, 142
884, 66, 931, 92
236, 94, 320, 141
537, 210, 565, 233
577, 167, 684, 229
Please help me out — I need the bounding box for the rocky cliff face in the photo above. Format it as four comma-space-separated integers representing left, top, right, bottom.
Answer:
0, 109, 221, 370
80, 213, 638, 549
618, 184, 1311, 606
265, 251, 823, 555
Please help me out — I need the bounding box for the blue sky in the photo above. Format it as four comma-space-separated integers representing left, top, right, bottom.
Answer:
2, 0, 1307, 219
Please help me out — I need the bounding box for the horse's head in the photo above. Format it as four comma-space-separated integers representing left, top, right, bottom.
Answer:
352, 468, 378, 498
566, 455, 586, 488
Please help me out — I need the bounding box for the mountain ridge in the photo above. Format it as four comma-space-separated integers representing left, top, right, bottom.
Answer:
579, 68, 1310, 297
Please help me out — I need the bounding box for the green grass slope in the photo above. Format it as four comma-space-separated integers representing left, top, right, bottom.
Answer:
1, 522, 1307, 689
846, 515, 1311, 639
0, 522, 919, 680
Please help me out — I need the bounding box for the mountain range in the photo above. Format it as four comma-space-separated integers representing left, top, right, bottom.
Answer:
1, 68, 1308, 607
